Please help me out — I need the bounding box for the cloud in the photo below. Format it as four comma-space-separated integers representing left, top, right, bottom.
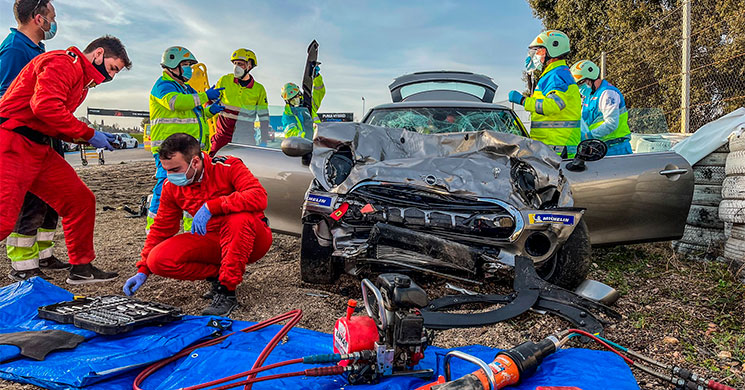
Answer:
1, 0, 543, 123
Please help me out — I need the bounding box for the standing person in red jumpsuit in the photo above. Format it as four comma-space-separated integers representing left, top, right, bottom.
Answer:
122, 133, 272, 316
0, 35, 131, 284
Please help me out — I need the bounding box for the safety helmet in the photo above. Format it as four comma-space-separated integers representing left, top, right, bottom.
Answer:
161, 46, 197, 69
570, 60, 601, 83
529, 30, 571, 58
281, 82, 301, 100
231, 48, 257, 67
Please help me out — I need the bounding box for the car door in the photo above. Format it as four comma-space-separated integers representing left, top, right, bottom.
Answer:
561, 151, 694, 246
219, 143, 312, 236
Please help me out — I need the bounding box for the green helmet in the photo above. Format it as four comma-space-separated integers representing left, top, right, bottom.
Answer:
529, 30, 571, 58
281, 82, 301, 101
161, 46, 197, 69
570, 60, 601, 83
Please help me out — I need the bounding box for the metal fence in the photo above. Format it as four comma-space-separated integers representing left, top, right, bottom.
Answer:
599, 0, 745, 134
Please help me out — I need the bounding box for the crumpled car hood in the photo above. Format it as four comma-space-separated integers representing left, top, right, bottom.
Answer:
310, 122, 573, 209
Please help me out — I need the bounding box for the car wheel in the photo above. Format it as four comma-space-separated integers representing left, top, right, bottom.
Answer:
82, 160, 88, 166
300, 221, 341, 284
719, 200, 745, 223
135, 141, 139, 148
686, 205, 724, 229
537, 220, 591, 289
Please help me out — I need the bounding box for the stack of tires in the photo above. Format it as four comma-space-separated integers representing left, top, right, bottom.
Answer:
672, 144, 729, 258
719, 132, 745, 282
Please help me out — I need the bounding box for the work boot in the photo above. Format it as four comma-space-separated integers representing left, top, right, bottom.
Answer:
201, 284, 238, 317
201, 277, 220, 300
39, 255, 72, 270
66, 263, 118, 285
9, 268, 48, 282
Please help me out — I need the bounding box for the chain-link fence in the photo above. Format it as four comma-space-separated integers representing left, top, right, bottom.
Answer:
599, 0, 745, 134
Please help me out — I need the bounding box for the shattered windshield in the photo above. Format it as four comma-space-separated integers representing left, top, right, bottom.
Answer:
365, 107, 524, 136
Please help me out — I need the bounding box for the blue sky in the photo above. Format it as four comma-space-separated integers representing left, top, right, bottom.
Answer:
0, 0, 543, 128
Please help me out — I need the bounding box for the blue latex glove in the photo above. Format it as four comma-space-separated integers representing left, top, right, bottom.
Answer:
88, 130, 115, 151
206, 86, 225, 101
508, 90, 525, 106
209, 104, 225, 115
123, 273, 148, 296
191, 204, 212, 236
313, 65, 321, 77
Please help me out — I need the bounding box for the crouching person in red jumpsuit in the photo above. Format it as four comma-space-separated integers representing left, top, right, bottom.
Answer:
123, 133, 272, 316
0, 35, 131, 284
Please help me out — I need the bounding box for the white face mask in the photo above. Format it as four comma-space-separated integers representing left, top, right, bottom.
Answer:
289, 96, 301, 107
233, 64, 248, 79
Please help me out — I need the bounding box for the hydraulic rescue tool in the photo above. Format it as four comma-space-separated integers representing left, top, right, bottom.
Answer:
334, 273, 434, 384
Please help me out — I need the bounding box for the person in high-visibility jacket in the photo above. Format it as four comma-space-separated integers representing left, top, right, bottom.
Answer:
282, 65, 325, 138
570, 60, 632, 156
508, 30, 582, 158
210, 48, 269, 154
147, 46, 224, 232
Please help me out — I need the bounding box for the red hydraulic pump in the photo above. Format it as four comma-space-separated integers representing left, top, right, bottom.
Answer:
333, 299, 378, 361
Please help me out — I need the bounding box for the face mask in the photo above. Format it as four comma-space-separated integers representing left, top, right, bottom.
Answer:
181, 65, 193, 81
578, 83, 592, 98
289, 96, 301, 107
167, 159, 196, 186
93, 55, 112, 83
524, 54, 536, 71
233, 64, 248, 79
40, 16, 57, 40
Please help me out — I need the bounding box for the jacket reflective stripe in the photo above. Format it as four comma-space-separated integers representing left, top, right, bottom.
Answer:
6, 235, 36, 247
547, 93, 566, 110
535, 99, 544, 115
39, 247, 53, 258
152, 117, 199, 125
168, 95, 178, 111
590, 106, 628, 126
531, 120, 581, 128
191, 93, 201, 107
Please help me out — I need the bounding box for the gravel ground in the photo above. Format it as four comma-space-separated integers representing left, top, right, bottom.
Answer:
1, 161, 744, 389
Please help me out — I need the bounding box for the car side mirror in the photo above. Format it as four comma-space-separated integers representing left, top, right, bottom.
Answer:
281, 137, 313, 165
566, 139, 607, 172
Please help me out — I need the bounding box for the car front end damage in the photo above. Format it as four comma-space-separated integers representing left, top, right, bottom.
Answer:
300, 123, 588, 286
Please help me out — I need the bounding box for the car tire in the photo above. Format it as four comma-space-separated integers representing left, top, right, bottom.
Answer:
672, 240, 709, 256
715, 143, 731, 153
696, 152, 728, 166
718, 199, 745, 223
692, 185, 723, 207
722, 176, 745, 200
537, 220, 591, 290
725, 151, 745, 175
135, 141, 139, 148
299, 221, 341, 284
730, 223, 745, 241
678, 225, 726, 246
729, 132, 745, 152
686, 205, 724, 229
693, 165, 726, 185
724, 237, 745, 261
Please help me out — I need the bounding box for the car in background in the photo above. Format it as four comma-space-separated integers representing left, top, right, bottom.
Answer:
113, 133, 139, 149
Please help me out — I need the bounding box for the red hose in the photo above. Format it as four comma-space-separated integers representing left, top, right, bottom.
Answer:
567, 329, 635, 365
133, 310, 303, 390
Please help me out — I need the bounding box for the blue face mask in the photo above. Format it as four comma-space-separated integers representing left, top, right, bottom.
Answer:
40, 17, 57, 40
181, 65, 193, 81
578, 83, 592, 98
167, 159, 196, 186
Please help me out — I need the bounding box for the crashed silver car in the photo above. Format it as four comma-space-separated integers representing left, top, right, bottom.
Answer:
221, 71, 695, 288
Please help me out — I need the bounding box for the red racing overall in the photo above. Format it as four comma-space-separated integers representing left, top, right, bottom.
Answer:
137, 154, 272, 290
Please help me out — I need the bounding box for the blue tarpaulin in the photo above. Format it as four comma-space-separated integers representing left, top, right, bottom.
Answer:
0, 278, 639, 389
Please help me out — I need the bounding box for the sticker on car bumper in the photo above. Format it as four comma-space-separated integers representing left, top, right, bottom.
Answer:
528, 213, 576, 225
306, 194, 333, 207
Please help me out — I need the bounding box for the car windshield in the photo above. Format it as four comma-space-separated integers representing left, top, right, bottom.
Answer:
365, 107, 524, 136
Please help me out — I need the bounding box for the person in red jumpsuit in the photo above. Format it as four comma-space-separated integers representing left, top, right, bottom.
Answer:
0, 35, 131, 284
123, 133, 272, 316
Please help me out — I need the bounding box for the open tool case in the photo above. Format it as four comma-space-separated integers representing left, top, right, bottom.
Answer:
38, 296, 182, 335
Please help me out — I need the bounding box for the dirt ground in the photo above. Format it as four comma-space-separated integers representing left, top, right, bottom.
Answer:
1, 161, 744, 389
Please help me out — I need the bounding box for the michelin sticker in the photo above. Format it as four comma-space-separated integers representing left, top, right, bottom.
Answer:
528, 213, 576, 226
306, 194, 333, 207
